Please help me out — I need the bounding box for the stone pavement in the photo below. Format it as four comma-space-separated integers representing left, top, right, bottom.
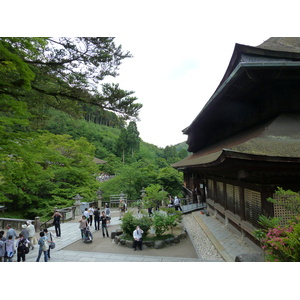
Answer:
3, 208, 264, 262
191, 211, 264, 262
23, 215, 203, 262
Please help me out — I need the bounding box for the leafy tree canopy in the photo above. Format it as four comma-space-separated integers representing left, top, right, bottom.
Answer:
0, 37, 142, 123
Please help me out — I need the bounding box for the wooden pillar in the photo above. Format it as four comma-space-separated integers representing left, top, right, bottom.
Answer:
239, 186, 245, 221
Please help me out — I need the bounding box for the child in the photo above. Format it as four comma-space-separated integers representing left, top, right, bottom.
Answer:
4, 235, 14, 262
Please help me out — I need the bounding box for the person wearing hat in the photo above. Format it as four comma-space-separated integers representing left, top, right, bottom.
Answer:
20, 224, 29, 240
26, 220, 36, 250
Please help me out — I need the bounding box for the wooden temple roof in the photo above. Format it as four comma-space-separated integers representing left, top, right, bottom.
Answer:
183, 38, 300, 155
180, 37, 300, 157
172, 113, 300, 169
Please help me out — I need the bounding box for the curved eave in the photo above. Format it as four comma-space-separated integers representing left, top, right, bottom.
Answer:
184, 60, 300, 136
172, 149, 300, 170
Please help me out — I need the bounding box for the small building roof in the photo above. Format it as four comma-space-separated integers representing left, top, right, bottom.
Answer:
93, 157, 107, 164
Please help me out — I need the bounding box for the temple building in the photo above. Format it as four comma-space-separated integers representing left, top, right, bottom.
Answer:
172, 38, 300, 245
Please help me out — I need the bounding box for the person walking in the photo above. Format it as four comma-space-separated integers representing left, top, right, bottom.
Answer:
79, 215, 88, 239
43, 228, 54, 260
16, 233, 29, 262
6, 224, 17, 242
119, 200, 126, 220
88, 205, 94, 227
133, 226, 144, 251
100, 211, 109, 238
26, 220, 36, 250
52, 210, 62, 237
20, 224, 29, 240
93, 207, 100, 230
36, 231, 48, 262
105, 204, 111, 226
174, 196, 182, 211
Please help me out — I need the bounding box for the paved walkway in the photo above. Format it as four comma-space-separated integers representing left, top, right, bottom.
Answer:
3, 209, 263, 262
191, 211, 263, 262
24, 215, 203, 262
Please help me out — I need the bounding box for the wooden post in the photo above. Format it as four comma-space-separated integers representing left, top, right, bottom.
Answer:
34, 216, 41, 232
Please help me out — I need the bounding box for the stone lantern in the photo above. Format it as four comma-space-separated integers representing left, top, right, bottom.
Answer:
140, 187, 146, 199
73, 194, 83, 216
119, 191, 124, 200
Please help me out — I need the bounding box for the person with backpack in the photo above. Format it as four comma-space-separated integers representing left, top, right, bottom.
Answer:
16, 233, 29, 262
36, 231, 49, 262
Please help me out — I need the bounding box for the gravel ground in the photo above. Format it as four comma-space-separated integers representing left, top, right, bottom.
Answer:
182, 214, 224, 261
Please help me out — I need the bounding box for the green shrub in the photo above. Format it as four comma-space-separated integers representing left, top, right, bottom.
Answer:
152, 209, 182, 236
121, 211, 152, 237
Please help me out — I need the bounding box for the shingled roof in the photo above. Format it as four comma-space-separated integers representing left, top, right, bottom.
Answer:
182, 37, 300, 153
257, 37, 300, 53
172, 113, 300, 169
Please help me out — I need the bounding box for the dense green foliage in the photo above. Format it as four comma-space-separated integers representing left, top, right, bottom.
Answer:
121, 211, 152, 237
0, 37, 187, 219
254, 188, 300, 262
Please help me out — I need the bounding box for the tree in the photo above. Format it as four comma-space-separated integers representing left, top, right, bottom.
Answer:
0, 37, 142, 124
115, 121, 140, 163
143, 184, 169, 209
126, 121, 140, 157
0, 131, 100, 218
163, 145, 179, 164
157, 166, 183, 196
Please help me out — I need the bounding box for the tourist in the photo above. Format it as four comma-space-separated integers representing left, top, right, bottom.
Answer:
0, 231, 6, 241
36, 231, 48, 262
93, 207, 100, 230
6, 224, 17, 242
27, 220, 36, 250
79, 215, 88, 238
16, 233, 29, 262
133, 226, 144, 251
147, 206, 153, 217
83, 208, 89, 221
88, 205, 94, 227
105, 204, 111, 226
174, 196, 182, 211
20, 224, 29, 240
100, 211, 109, 238
0, 234, 5, 262
4, 235, 14, 262
119, 200, 126, 220
168, 196, 174, 208
52, 210, 62, 237
43, 228, 54, 259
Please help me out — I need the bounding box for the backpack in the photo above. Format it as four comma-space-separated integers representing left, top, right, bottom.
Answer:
18, 239, 29, 254
42, 238, 49, 251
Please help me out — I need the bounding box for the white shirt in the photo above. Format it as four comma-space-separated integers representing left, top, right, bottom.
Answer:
133, 228, 143, 240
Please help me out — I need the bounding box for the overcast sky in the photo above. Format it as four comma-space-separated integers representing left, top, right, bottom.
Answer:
4, 1, 298, 149
108, 35, 267, 148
